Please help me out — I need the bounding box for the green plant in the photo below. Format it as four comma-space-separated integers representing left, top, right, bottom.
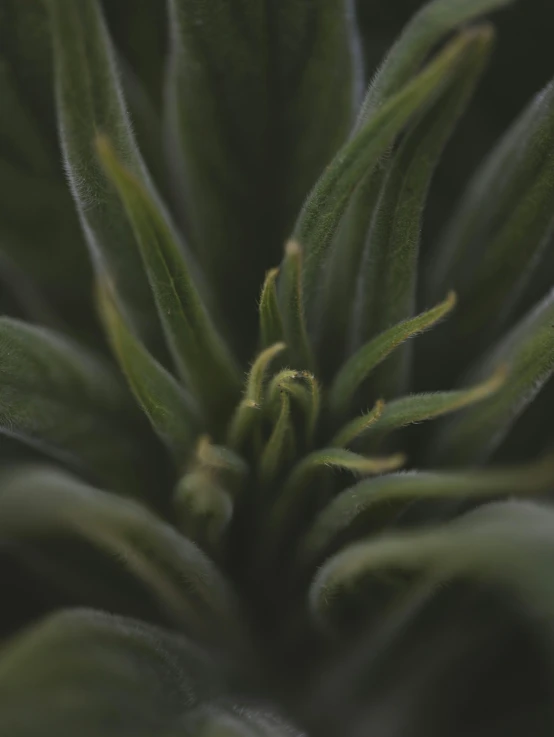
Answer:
1, 0, 554, 735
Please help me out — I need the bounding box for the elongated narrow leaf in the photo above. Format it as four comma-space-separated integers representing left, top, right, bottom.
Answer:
429, 79, 554, 365
0, 466, 243, 645
294, 31, 480, 319
352, 28, 492, 399
97, 281, 199, 461
259, 394, 292, 484
329, 293, 456, 416
279, 241, 314, 370
167, 0, 356, 348
0, 608, 232, 737
309, 500, 554, 637
432, 290, 554, 464
300, 458, 554, 569
261, 448, 404, 570
258, 268, 284, 350
330, 400, 385, 448
48, 0, 162, 351
364, 367, 506, 445
356, 0, 515, 126
226, 343, 285, 450
0, 317, 148, 493
97, 136, 241, 424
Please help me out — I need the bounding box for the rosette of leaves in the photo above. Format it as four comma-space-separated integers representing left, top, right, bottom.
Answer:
1, 1, 554, 736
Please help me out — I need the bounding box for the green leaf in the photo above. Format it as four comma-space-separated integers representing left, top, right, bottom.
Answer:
309, 499, 554, 638
364, 367, 506, 445
226, 342, 285, 451
48, 0, 162, 352
330, 400, 385, 448
356, 0, 516, 126
300, 457, 554, 571
259, 393, 292, 485
97, 280, 200, 461
194, 436, 249, 499
0, 466, 243, 646
278, 241, 315, 370
293, 31, 482, 322
0, 317, 147, 494
258, 268, 284, 350
266, 370, 321, 448
166, 0, 356, 350
428, 79, 554, 362
173, 471, 233, 556
0, 608, 229, 737
431, 290, 554, 464
351, 27, 493, 398
96, 136, 241, 425
329, 293, 456, 417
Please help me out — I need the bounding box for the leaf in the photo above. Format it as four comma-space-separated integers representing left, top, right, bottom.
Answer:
0, 317, 148, 494
166, 0, 356, 349
428, 78, 554, 365
173, 471, 233, 556
293, 31, 482, 322
96, 136, 241, 425
267, 370, 321, 447
0, 466, 243, 646
259, 393, 292, 485
330, 400, 385, 448
300, 457, 554, 571
329, 293, 456, 417
364, 367, 506, 445
431, 290, 554, 464
226, 343, 286, 451
97, 281, 199, 461
355, 0, 516, 126
258, 268, 284, 350
48, 0, 163, 352
351, 27, 493, 398
309, 499, 554, 639
194, 436, 249, 499
278, 241, 315, 370
0, 608, 228, 737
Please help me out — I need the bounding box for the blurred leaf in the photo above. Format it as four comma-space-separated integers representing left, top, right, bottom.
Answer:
48, 0, 163, 353
351, 28, 493, 398
329, 293, 456, 417
174, 471, 233, 556
429, 79, 554, 368
294, 32, 475, 325
0, 466, 243, 645
309, 500, 554, 640
300, 457, 554, 571
356, 0, 515, 125
97, 281, 200, 461
96, 136, 241, 424
431, 290, 554, 465
0, 317, 148, 493
278, 241, 314, 370
167, 0, 356, 354
0, 608, 229, 737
